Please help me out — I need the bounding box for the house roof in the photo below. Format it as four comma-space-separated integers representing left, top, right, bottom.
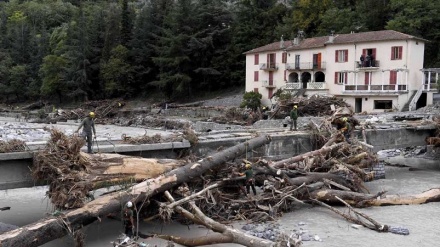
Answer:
244, 30, 427, 54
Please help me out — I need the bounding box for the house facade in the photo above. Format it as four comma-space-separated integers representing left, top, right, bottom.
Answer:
245, 30, 436, 113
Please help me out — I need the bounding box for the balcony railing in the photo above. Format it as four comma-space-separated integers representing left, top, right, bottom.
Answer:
259, 63, 279, 71
285, 62, 326, 70
285, 82, 326, 90
344, 83, 407, 92
355, 60, 380, 69
423, 83, 437, 91
262, 80, 276, 88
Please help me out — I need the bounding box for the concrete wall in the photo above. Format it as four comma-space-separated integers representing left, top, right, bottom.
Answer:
0, 159, 36, 190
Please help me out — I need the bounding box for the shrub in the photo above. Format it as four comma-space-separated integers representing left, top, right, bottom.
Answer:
240, 91, 262, 111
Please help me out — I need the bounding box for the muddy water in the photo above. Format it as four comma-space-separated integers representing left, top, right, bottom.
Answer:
1, 157, 439, 247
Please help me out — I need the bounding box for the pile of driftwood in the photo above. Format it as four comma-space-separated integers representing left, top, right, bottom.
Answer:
4, 122, 440, 247
271, 95, 350, 119
0, 139, 26, 153
32, 129, 187, 209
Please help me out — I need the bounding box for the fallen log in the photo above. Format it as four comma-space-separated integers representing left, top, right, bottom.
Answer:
272, 143, 344, 168
309, 188, 440, 207
0, 135, 271, 247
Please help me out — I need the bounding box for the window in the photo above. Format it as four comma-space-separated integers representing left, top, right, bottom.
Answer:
389, 71, 397, 84
253, 88, 259, 93
254, 71, 259, 82
335, 49, 348, 62
374, 100, 393, 110
254, 54, 259, 65
282, 53, 287, 63
391, 46, 402, 60
334, 72, 348, 84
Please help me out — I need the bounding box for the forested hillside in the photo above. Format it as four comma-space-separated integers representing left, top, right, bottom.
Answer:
0, 0, 439, 103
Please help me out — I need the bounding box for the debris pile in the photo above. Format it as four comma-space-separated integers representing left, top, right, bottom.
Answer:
32, 129, 93, 208
0, 139, 27, 153
270, 95, 351, 119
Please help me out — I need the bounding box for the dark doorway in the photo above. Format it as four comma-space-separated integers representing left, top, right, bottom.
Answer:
314, 71, 325, 82
301, 72, 311, 89
355, 98, 362, 113
416, 93, 427, 109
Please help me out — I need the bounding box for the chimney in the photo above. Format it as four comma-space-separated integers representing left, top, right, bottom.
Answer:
293, 37, 299, 45
328, 30, 335, 43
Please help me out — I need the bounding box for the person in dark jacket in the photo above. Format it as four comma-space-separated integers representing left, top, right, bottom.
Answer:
240, 162, 257, 196
123, 201, 135, 238
290, 105, 298, 131
75, 112, 96, 153
340, 117, 352, 144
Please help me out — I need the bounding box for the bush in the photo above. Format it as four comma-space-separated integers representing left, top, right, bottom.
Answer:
240, 91, 262, 111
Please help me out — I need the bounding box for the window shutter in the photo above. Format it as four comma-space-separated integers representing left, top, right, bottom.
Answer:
254, 71, 259, 81
391, 47, 395, 60
344, 50, 348, 62
254, 88, 259, 93
255, 54, 259, 65
372, 48, 376, 60
284, 70, 286, 81
345, 73, 348, 84
268, 88, 273, 99
335, 72, 338, 84
335, 50, 338, 62
399, 46, 403, 59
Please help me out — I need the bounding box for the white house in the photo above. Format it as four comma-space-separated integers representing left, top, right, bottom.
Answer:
244, 30, 437, 113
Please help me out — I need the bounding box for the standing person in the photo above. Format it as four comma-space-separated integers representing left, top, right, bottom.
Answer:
241, 162, 257, 196
365, 54, 371, 67
290, 105, 298, 131
359, 54, 365, 67
340, 117, 352, 144
75, 112, 96, 153
123, 201, 135, 238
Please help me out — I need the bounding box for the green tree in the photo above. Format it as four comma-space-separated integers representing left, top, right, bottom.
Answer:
9, 64, 28, 101
40, 54, 68, 102
240, 91, 262, 111
129, 0, 173, 94
152, 0, 195, 100
101, 45, 132, 97
386, 0, 440, 67
288, 0, 334, 37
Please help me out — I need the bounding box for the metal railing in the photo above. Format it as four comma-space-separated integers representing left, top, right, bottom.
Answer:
259, 63, 279, 70
355, 60, 380, 68
344, 84, 407, 92
285, 62, 326, 70
423, 83, 437, 91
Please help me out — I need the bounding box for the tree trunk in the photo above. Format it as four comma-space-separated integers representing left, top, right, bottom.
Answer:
272, 143, 344, 168
309, 188, 440, 207
0, 135, 271, 247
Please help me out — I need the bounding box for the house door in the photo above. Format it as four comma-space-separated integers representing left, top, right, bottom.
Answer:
355, 98, 362, 113
267, 54, 276, 69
